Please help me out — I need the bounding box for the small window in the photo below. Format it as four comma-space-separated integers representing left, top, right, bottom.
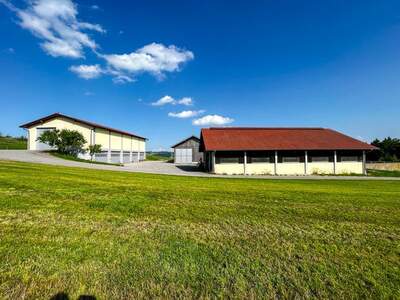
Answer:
310, 156, 330, 162
247, 151, 273, 163
338, 151, 362, 162
215, 152, 243, 164
340, 156, 359, 162
282, 156, 300, 163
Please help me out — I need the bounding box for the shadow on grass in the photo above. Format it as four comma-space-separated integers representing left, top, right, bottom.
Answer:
50, 292, 96, 300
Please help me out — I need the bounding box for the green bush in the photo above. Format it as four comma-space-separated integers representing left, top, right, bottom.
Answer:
37, 129, 87, 157
87, 144, 102, 160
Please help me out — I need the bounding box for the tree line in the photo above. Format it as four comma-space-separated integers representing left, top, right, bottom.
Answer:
368, 137, 400, 162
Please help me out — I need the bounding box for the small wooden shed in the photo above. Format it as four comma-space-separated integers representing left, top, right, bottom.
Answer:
171, 136, 202, 164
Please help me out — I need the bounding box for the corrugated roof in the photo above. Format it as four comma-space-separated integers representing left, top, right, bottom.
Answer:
20, 113, 147, 140
200, 127, 377, 151
171, 136, 200, 148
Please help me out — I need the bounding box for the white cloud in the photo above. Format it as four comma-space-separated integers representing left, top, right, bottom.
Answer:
90, 4, 99, 10
151, 95, 193, 106
84, 91, 94, 96
1, 1, 194, 84
69, 64, 103, 79
1, 0, 105, 58
192, 115, 234, 126
102, 43, 194, 81
176, 97, 193, 106
151, 95, 175, 106
168, 110, 205, 118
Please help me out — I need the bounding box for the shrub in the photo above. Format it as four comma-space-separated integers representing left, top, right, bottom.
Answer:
87, 144, 102, 161
37, 129, 87, 157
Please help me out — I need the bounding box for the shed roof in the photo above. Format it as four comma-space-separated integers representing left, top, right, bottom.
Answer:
200, 127, 377, 151
171, 136, 200, 148
20, 113, 146, 140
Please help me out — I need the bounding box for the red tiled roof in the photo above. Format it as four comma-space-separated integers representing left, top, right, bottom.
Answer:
200, 127, 377, 151
20, 113, 146, 140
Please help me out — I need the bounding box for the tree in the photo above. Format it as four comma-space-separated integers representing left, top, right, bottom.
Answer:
37, 129, 87, 157
87, 144, 102, 161
370, 137, 400, 162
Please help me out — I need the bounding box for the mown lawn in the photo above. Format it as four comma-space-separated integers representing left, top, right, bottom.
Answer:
0, 161, 399, 299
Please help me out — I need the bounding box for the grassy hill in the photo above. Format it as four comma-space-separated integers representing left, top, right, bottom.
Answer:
0, 160, 399, 299
146, 151, 172, 161
0, 135, 27, 150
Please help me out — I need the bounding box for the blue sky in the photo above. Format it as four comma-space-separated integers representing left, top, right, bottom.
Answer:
1, 0, 400, 150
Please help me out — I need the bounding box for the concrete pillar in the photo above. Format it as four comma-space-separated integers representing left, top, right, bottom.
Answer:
92, 128, 96, 160
129, 137, 133, 163
304, 151, 308, 175
107, 131, 111, 163
362, 150, 366, 175
333, 151, 337, 175
27, 130, 30, 150
211, 151, 216, 173
274, 150, 278, 175
120, 134, 123, 164
244, 151, 247, 175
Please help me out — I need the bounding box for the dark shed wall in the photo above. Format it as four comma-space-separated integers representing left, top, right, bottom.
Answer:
173, 138, 203, 163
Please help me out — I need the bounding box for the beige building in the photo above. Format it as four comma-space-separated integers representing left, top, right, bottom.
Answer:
20, 113, 146, 164
200, 127, 377, 175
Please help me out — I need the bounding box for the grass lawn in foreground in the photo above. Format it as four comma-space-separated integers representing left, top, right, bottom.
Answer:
0, 160, 399, 299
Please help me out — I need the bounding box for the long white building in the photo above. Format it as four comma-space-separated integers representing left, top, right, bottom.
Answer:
20, 113, 146, 164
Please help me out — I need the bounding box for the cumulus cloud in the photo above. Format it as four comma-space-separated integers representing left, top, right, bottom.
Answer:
151, 95, 175, 106
102, 43, 193, 81
176, 97, 193, 106
192, 115, 234, 126
1, 0, 105, 58
1, 0, 194, 83
151, 95, 193, 106
168, 110, 205, 118
69, 64, 103, 79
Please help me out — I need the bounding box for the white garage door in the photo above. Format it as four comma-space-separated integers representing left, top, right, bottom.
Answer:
175, 148, 193, 163
36, 128, 56, 150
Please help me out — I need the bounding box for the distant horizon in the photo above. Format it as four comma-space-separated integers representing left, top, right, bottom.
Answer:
1, 0, 399, 150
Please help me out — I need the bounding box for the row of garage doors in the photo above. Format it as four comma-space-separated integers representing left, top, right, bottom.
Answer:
95, 151, 145, 163
174, 148, 193, 164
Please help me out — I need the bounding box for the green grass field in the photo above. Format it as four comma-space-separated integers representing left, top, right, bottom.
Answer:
0, 136, 27, 150
0, 161, 399, 299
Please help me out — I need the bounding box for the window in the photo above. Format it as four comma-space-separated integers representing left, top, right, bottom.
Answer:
215, 151, 244, 164
340, 156, 360, 162
282, 156, 300, 163
278, 151, 305, 163
338, 151, 362, 162
308, 151, 334, 163
310, 156, 330, 162
247, 151, 273, 163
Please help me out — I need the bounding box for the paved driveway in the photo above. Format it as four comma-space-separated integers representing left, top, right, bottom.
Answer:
1, 150, 399, 180
0, 150, 207, 176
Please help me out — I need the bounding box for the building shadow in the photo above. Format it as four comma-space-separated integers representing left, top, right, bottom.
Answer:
174, 164, 203, 172
50, 292, 96, 300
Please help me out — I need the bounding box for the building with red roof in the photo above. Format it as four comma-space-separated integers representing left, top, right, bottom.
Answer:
199, 127, 377, 175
